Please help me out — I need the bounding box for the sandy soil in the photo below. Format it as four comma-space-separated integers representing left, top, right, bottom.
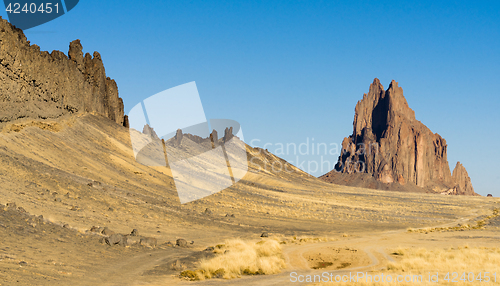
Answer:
0, 114, 498, 285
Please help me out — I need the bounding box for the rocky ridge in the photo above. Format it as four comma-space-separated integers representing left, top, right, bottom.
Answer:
0, 17, 125, 126
320, 78, 478, 196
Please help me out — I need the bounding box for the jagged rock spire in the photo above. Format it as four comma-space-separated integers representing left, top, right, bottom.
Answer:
322, 78, 478, 196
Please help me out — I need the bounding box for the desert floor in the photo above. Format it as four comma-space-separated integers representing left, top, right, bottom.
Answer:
0, 114, 499, 285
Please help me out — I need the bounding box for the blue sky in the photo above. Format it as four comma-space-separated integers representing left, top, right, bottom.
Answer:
2, 1, 499, 195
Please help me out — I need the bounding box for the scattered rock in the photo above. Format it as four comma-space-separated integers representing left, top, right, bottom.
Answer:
130, 229, 139, 236
176, 239, 188, 248
101, 227, 114, 236
6, 202, 17, 211
487, 194, 493, 197
19, 261, 28, 266
171, 260, 184, 271
125, 235, 141, 246
140, 237, 157, 248
106, 234, 127, 246
204, 208, 212, 215
54, 198, 62, 203
204, 246, 215, 252
261, 232, 269, 238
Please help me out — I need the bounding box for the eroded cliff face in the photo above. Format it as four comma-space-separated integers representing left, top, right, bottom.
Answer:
0, 17, 125, 126
321, 78, 478, 196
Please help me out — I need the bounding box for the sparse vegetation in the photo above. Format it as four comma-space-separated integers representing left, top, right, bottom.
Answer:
312, 246, 500, 285
407, 208, 499, 233
180, 239, 286, 280
386, 246, 500, 272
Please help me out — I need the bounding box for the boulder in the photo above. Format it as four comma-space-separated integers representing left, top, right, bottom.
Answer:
176, 238, 188, 248
125, 235, 141, 246
106, 234, 127, 246
140, 237, 157, 248
101, 227, 114, 236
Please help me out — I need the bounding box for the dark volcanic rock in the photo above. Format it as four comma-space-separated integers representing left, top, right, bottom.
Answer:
106, 233, 127, 246
0, 18, 125, 125
176, 238, 188, 248
451, 162, 476, 196
210, 129, 219, 147
142, 124, 160, 140
174, 129, 183, 146
223, 127, 234, 142
320, 78, 478, 196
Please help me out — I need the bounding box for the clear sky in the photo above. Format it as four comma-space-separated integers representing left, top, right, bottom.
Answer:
2, 1, 499, 196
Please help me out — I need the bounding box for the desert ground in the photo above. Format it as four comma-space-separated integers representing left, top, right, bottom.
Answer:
0, 114, 499, 285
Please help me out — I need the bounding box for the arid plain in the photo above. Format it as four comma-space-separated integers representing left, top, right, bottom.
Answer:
0, 114, 499, 285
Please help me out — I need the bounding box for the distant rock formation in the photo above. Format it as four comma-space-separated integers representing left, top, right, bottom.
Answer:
223, 127, 234, 143
142, 124, 160, 140
0, 17, 125, 126
166, 127, 236, 147
173, 129, 183, 146
451, 162, 476, 196
320, 78, 478, 196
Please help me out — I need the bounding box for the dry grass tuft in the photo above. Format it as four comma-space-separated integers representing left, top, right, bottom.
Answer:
180, 239, 286, 280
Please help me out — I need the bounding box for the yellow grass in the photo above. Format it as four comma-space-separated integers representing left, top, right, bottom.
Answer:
407, 208, 499, 234
311, 246, 500, 285
180, 239, 286, 280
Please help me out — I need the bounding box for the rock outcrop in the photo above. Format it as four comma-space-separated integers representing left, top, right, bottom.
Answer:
451, 162, 476, 196
142, 124, 160, 140
320, 78, 478, 196
0, 17, 125, 126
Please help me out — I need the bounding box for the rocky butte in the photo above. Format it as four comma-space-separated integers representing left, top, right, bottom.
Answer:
0, 17, 125, 126
320, 78, 478, 196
